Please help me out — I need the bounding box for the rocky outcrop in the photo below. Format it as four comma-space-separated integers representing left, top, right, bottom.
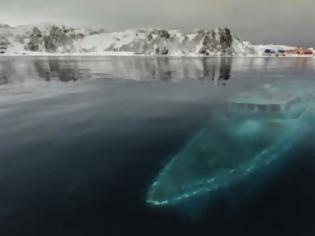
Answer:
102, 27, 254, 56
196, 28, 234, 55
0, 36, 10, 54
25, 26, 85, 53
25, 27, 45, 51
0, 24, 258, 56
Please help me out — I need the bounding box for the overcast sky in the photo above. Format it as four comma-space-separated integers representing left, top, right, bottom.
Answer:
0, 0, 314, 46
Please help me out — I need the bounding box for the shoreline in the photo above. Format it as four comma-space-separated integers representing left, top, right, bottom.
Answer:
0, 52, 314, 58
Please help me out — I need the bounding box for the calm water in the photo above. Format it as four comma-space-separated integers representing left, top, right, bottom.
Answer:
0, 56, 315, 236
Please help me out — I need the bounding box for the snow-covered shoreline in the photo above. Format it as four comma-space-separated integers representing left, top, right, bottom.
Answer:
0, 52, 313, 58
0, 23, 313, 58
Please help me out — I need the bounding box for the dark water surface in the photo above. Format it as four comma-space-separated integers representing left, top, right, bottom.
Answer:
0, 56, 315, 235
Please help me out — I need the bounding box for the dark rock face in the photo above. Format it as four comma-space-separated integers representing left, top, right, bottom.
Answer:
25, 26, 84, 53
156, 30, 170, 39
25, 27, 44, 51
0, 24, 10, 29
196, 28, 233, 55
220, 28, 233, 52
155, 47, 169, 55
0, 36, 10, 53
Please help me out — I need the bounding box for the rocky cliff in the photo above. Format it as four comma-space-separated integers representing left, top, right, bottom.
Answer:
0, 24, 258, 56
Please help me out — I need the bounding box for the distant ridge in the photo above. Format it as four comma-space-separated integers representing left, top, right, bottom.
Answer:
0, 24, 312, 57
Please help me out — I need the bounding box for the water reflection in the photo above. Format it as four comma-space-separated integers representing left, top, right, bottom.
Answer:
0, 57, 313, 86
33, 59, 92, 82
0, 57, 234, 85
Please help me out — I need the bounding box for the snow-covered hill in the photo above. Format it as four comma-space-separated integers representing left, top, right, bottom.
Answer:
0, 24, 311, 57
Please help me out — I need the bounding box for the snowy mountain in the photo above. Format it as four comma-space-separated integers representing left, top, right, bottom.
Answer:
0, 24, 308, 56
73, 28, 258, 56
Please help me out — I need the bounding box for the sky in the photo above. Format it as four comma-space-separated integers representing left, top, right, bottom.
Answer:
0, 0, 314, 46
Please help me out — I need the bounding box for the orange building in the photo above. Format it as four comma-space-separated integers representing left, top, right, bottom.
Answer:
286, 48, 314, 55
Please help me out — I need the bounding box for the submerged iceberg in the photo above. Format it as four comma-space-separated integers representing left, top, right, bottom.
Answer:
147, 85, 314, 208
